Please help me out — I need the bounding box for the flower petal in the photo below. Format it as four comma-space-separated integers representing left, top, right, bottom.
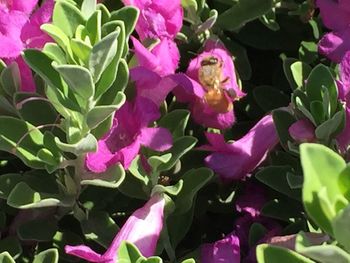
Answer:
318, 29, 350, 63
201, 233, 240, 263
104, 194, 165, 259
139, 127, 173, 151
65, 245, 103, 262
288, 119, 315, 143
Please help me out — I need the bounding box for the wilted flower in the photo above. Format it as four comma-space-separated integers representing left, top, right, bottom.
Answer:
65, 194, 165, 262
201, 115, 278, 182
288, 119, 316, 143
173, 40, 245, 129
0, 0, 53, 92
201, 233, 240, 263
317, 0, 350, 62
86, 97, 172, 173
122, 0, 183, 41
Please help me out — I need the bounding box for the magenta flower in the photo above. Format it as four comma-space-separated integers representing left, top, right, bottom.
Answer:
131, 36, 179, 76
317, 0, 350, 62
200, 114, 278, 182
130, 66, 177, 106
233, 182, 281, 262
201, 233, 240, 263
0, 0, 53, 92
336, 51, 350, 152
65, 194, 165, 262
86, 97, 172, 173
288, 119, 316, 143
173, 40, 245, 129
122, 0, 183, 41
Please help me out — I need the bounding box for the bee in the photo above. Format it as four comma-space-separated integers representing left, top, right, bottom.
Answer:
198, 56, 234, 113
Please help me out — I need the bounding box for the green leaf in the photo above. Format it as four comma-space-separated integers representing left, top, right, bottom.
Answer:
33, 249, 59, 263
0, 252, 15, 263
295, 232, 350, 263
0, 174, 24, 199
249, 223, 267, 247
196, 9, 218, 33
55, 133, 97, 155
43, 43, 67, 64
17, 219, 57, 241
81, 211, 119, 248
110, 7, 139, 39
181, 259, 196, 263
253, 85, 290, 112
290, 61, 312, 89
23, 49, 65, 92
272, 110, 295, 147
54, 64, 94, 99
81, 0, 96, 19
261, 199, 302, 222
256, 166, 301, 200
159, 110, 190, 139
86, 10, 102, 45
71, 38, 92, 64
315, 110, 345, 141
256, 244, 314, 263
300, 143, 346, 235
97, 59, 129, 105
0, 62, 20, 96
15, 93, 58, 126
53, 0, 85, 38
0, 116, 45, 169
81, 163, 125, 188
118, 241, 144, 262
7, 182, 72, 209
175, 168, 213, 214
87, 93, 125, 129
217, 0, 274, 31
41, 24, 74, 61
306, 64, 338, 116
0, 237, 22, 260
158, 136, 198, 172
89, 30, 120, 83
332, 205, 350, 253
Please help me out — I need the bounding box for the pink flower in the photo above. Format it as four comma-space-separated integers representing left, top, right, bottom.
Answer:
0, 0, 53, 92
317, 0, 350, 62
336, 51, 350, 152
122, 0, 183, 41
288, 119, 316, 143
201, 233, 240, 263
86, 97, 172, 173
130, 66, 177, 106
65, 194, 165, 262
131, 36, 179, 76
200, 115, 278, 182
172, 40, 245, 129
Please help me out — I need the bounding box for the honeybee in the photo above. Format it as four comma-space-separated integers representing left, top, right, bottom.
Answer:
198, 56, 234, 113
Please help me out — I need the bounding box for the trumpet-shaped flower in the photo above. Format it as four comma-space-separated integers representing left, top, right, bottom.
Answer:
65, 194, 165, 262
132, 36, 180, 76
173, 40, 245, 129
317, 0, 350, 62
122, 0, 183, 41
336, 51, 350, 152
0, 0, 53, 92
200, 115, 278, 182
201, 233, 240, 263
86, 97, 172, 173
